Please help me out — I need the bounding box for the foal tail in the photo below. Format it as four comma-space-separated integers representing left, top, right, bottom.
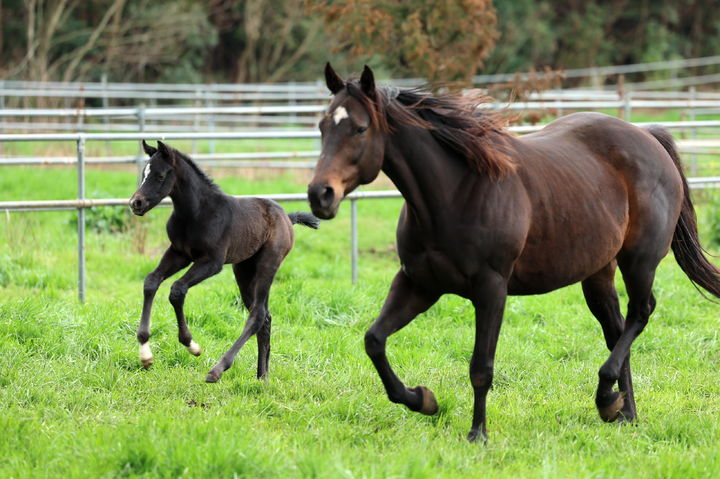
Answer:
646, 125, 720, 299
288, 211, 320, 229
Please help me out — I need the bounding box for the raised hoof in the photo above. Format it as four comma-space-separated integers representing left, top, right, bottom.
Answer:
467, 428, 488, 443
187, 340, 202, 356
597, 391, 625, 422
205, 370, 221, 383
412, 385, 439, 415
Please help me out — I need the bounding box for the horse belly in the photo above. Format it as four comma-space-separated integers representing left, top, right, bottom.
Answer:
509, 217, 626, 295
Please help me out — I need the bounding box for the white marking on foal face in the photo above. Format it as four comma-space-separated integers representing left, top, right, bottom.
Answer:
333, 106, 349, 124
140, 163, 151, 186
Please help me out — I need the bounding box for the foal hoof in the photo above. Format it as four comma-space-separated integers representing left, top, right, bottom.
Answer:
186, 340, 202, 356
412, 385, 439, 416
205, 370, 221, 383
139, 343, 153, 369
597, 391, 625, 422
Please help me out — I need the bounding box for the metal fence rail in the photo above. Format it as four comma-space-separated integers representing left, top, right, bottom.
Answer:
1, 125, 720, 302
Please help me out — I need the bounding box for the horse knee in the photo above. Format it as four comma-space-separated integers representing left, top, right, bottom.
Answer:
143, 273, 161, 296
364, 328, 386, 358
169, 283, 187, 306
470, 366, 494, 390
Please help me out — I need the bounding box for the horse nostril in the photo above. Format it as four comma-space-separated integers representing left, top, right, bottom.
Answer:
320, 186, 334, 208
131, 198, 144, 210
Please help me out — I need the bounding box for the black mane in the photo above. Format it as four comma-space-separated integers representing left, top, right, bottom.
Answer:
174, 148, 220, 192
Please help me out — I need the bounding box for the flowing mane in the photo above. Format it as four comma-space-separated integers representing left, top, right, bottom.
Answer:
346, 82, 516, 179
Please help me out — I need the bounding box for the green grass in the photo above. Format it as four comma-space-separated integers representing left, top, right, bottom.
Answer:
1, 155, 720, 477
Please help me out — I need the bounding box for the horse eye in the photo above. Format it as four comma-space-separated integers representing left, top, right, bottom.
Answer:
356, 126, 368, 135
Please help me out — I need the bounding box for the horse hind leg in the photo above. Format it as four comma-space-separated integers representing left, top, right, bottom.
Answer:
595, 252, 659, 423
232, 259, 272, 379
206, 245, 284, 383
582, 262, 637, 422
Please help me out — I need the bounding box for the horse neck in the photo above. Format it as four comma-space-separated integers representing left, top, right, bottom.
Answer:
169, 159, 215, 219
382, 125, 471, 222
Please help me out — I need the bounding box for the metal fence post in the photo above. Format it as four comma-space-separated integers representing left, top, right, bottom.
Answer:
77, 136, 86, 303
623, 91, 632, 121
351, 198, 358, 284
206, 93, 215, 154
136, 104, 146, 183
690, 86, 698, 175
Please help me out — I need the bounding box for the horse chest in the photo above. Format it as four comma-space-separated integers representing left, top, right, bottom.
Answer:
398, 230, 474, 294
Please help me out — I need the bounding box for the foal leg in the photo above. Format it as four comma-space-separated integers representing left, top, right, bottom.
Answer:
137, 247, 190, 368
168, 257, 224, 356
467, 272, 508, 443
582, 262, 637, 422
206, 247, 284, 383
595, 255, 658, 422
232, 259, 273, 379
364, 270, 440, 415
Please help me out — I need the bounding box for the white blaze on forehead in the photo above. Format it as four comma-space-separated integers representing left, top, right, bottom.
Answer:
140, 163, 151, 185
333, 106, 349, 124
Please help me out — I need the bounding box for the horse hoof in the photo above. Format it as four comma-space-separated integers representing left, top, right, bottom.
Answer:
413, 385, 439, 415
597, 391, 625, 422
187, 340, 202, 356
139, 343, 153, 369
205, 370, 221, 383
467, 428, 487, 443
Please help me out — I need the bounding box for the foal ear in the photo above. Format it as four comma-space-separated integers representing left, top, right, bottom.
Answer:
142, 140, 157, 156
325, 62, 345, 95
157, 141, 176, 166
360, 65, 376, 100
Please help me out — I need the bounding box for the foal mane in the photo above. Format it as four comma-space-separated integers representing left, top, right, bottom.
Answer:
346, 82, 516, 179
173, 148, 220, 192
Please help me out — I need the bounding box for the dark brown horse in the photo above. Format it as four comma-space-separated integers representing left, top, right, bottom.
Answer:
130, 141, 318, 382
308, 63, 720, 442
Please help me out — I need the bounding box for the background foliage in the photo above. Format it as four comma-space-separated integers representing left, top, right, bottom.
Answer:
1, 0, 719, 84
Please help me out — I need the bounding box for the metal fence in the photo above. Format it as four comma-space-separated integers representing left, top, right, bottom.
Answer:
4, 90, 720, 135
1, 123, 720, 302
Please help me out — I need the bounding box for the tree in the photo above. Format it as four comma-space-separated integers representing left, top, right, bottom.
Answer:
309, 0, 498, 84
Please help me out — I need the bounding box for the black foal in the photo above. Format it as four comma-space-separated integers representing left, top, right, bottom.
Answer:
129, 140, 318, 382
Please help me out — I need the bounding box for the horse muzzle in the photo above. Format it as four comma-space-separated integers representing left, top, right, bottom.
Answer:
307, 183, 340, 219
129, 195, 149, 216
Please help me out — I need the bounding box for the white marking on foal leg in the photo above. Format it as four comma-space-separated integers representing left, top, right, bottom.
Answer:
140, 163, 151, 186
333, 106, 349, 124
187, 340, 202, 356
139, 342, 154, 369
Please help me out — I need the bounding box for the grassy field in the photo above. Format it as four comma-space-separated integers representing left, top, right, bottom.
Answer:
1, 140, 720, 478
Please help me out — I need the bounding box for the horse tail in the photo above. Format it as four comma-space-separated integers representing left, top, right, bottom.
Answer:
288, 211, 320, 229
646, 125, 720, 299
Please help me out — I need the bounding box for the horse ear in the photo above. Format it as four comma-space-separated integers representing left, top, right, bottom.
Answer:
325, 62, 345, 95
360, 65, 376, 99
142, 140, 157, 156
157, 141, 176, 166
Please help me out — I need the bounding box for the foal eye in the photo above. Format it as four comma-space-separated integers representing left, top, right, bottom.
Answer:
356, 126, 368, 135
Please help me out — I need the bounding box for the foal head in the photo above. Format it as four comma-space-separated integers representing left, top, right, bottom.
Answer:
308, 63, 387, 219
129, 140, 179, 216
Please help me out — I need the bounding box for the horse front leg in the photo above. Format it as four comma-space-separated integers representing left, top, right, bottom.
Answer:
168, 257, 224, 357
137, 247, 190, 368
364, 270, 440, 414
467, 272, 508, 443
